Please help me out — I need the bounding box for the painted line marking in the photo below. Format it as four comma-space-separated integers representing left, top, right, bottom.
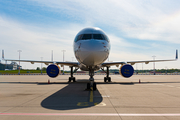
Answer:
101, 95, 110, 98
94, 102, 106, 106
89, 90, 93, 102
119, 114, 180, 116
166, 85, 174, 87
77, 102, 89, 106
77, 102, 106, 106
0, 113, 180, 116
151, 84, 165, 86
151, 84, 177, 88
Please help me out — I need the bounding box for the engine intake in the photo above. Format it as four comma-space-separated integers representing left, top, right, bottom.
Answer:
46, 64, 60, 78
119, 64, 134, 78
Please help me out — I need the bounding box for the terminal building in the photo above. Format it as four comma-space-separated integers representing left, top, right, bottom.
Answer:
0, 61, 21, 70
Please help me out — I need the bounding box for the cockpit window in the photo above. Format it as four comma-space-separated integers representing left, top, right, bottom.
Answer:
75, 34, 109, 42
93, 34, 104, 40
75, 34, 91, 42
76, 34, 83, 41
103, 35, 109, 42
81, 34, 92, 40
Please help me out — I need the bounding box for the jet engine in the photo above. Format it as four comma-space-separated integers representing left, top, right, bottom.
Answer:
119, 64, 134, 78
46, 64, 60, 78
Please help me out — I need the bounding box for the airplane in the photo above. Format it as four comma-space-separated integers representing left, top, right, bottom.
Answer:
2, 27, 178, 90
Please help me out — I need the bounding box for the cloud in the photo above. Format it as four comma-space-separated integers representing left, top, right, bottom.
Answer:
125, 10, 180, 43
0, 0, 180, 70
29, 0, 180, 44
0, 16, 84, 69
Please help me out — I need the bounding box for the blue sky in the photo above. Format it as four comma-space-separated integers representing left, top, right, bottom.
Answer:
0, 0, 180, 70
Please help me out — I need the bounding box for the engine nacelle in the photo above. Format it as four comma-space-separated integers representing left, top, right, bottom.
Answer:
119, 64, 134, 78
46, 64, 60, 78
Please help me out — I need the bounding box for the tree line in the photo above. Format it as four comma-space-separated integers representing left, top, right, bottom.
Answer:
29, 67, 180, 73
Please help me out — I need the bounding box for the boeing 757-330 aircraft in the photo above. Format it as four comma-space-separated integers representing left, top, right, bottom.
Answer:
2, 27, 178, 90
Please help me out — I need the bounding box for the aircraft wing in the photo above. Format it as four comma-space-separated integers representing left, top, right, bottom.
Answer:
3, 59, 79, 67
102, 50, 178, 67
2, 50, 79, 67
102, 62, 126, 67
55, 61, 79, 67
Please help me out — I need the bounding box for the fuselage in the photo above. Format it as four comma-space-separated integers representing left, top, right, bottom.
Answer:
73, 27, 110, 71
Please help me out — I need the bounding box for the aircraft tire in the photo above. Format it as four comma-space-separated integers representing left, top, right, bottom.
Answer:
93, 82, 97, 90
73, 77, 76, 82
68, 77, 71, 82
104, 77, 107, 82
87, 83, 90, 90
108, 77, 111, 82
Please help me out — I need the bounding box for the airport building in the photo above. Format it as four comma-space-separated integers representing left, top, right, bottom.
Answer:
0, 62, 21, 70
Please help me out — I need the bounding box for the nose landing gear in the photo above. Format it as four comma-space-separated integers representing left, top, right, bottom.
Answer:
87, 68, 97, 91
87, 81, 97, 91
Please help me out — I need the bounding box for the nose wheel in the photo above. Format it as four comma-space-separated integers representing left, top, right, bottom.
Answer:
87, 68, 97, 91
87, 80, 97, 91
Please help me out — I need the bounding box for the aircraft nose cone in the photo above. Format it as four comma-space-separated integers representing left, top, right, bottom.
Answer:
82, 52, 102, 66
78, 40, 109, 66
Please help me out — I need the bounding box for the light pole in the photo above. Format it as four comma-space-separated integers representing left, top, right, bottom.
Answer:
17, 50, 22, 75
41, 57, 43, 74
62, 50, 66, 75
51, 50, 53, 61
152, 55, 156, 75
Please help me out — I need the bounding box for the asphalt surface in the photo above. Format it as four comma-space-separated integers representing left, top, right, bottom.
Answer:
0, 75, 180, 120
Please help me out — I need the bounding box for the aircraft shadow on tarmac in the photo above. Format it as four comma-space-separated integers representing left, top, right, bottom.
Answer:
41, 80, 103, 110
2, 79, 180, 110
1, 80, 180, 85
1, 81, 180, 85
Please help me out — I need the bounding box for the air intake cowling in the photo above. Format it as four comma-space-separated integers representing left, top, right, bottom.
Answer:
119, 64, 134, 78
46, 64, 60, 78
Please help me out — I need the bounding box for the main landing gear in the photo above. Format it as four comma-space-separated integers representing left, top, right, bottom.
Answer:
87, 68, 97, 91
102, 67, 111, 82
68, 67, 76, 82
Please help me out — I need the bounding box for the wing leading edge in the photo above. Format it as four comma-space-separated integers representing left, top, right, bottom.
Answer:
102, 50, 178, 67
2, 50, 79, 67
3, 59, 79, 67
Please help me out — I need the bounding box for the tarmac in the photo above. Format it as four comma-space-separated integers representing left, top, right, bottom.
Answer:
0, 75, 180, 120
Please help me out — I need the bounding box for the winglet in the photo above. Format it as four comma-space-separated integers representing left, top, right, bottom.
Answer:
2, 50, 4, 60
176, 49, 178, 60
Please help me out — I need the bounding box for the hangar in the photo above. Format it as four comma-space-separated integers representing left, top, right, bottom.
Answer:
0, 62, 21, 70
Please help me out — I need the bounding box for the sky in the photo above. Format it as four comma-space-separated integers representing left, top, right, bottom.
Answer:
0, 0, 180, 70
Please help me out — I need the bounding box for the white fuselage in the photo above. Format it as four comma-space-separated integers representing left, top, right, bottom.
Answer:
73, 27, 110, 71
